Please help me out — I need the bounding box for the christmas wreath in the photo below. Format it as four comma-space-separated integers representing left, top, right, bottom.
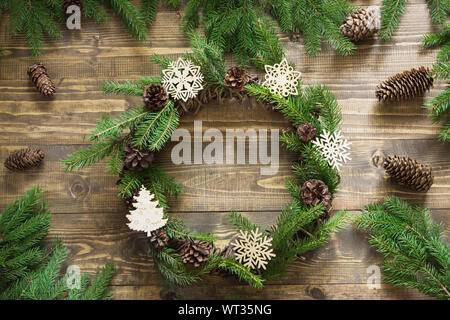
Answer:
62, 32, 351, 288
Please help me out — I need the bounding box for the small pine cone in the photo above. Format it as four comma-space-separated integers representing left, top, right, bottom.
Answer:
300, 179, 332, 207
224, 66, 249, 92
297, 122, 317, 142
4, 148, 45, 171
28, 64, 56, 96
176, 240, 214, 267
383, 155, 433, 192
124, 144, 154, 171
376, 67, 433, 102
63, 0, 83, 15
143, 84, 169, 111
149, 228, 170, 249
340, 7, 380, 42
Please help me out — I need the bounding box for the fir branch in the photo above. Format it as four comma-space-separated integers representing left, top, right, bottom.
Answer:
357, 196, 450, 299
422, 24, 450, 48
380, 0, 409, 40
132, 101, 179, 150
425, 0, 450, 25
89, 106, 150, 141
165, 217, 217, 242
76, 263, 116, 300
118, 169, 144, 198
141, 0, 159, 27
218, 257, 264, 288
149, 246, 200, 287
225, 211, 264, 234
83, 0, 108, 24
107, 0, 147, 40
62, 138, 121, 171
101, 81, 145, 96
150, 53, 174, 69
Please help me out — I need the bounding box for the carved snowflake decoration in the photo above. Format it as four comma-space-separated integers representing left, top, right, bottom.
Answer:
262, 58, 301, 97
312, 130, 352, 171
126, 186, 167, 236
231, 229, 276, 270
162, 58, 204, 102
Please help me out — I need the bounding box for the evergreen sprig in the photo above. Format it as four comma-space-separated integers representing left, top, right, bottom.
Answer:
182, 0, 356, 65
380, 0, 449, 40
357, 196, 450, 300
0, 187, 115, 300
422, 24, 450, 141
2, 0, 165, 56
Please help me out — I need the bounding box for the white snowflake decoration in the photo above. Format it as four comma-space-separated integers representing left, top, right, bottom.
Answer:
312, 130, 352, 171
126, 186, 167, 236
262, 58, 301, 97
231, 229, 276, 270
162, 58, 204, 102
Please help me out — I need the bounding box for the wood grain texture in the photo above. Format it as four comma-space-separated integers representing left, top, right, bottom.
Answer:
0, 0, 448, 300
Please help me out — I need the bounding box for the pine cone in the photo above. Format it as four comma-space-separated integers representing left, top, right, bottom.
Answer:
176, 240, 214, 267
123, 144, 154, 171
149, 228, 170, 249
224, 66, 249, 92
63, 0, 83, 15
383, 155, 433, 192
300, 179, 332, 207
297, 122, 317, 142
340, 7, 380, 42
143, 84, 169, 111
376, 67, 433, 102
28, 64, 56, 96
4, 148, 45, 171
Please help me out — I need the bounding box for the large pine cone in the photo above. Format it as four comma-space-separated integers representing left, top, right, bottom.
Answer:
300, 179, 332, 207
28, 64, 56, 96
63, 0, 83, 15
297, 122, 317, 142
4, 148, 45, 171
224, 66, 249, 92
383, 155, 433, 192
176, 240, 214, 267
340, 7, 380, 42
124, 144, 154, 171
376, 67, 433, 102
149, 228, 170, 249
143, 84, 169, 111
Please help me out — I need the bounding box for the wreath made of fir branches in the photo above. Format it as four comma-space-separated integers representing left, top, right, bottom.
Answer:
62, 32, 351, 288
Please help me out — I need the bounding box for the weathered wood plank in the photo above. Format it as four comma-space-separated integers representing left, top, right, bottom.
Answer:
111, 283, 432, 300
48, 210, 448, 288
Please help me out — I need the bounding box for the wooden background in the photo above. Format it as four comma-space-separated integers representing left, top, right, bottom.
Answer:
0, 0, 449, 300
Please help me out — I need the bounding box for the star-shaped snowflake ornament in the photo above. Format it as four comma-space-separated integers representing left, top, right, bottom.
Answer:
312, 130, 352, 171
231, 229, 276, 270
126, 186, 167, 236
162, 58, 204, 102
262, 58, 301, 97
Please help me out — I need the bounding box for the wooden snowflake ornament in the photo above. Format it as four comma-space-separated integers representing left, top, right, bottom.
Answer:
126, 186, 167, 236
262, 58, 301, 97
231, 229, 276, 270
162, 58, 204, 102
312, 130, 351, 171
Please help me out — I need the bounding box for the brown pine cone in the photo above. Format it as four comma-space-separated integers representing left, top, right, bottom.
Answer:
4, 148, 45, 171
300, 179, 332, 207
376, 67, 433, 102
149, 228, 170, 249
340, 7, 380, 42
224, 66, 249, 92
63, 0, 83, 15
143, 84, 169, 111
176, 240, 214, 267
383, 155, 433, 192
28, 64, 56, 96
124, 144, 154, 171
297, 122, 317, 142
